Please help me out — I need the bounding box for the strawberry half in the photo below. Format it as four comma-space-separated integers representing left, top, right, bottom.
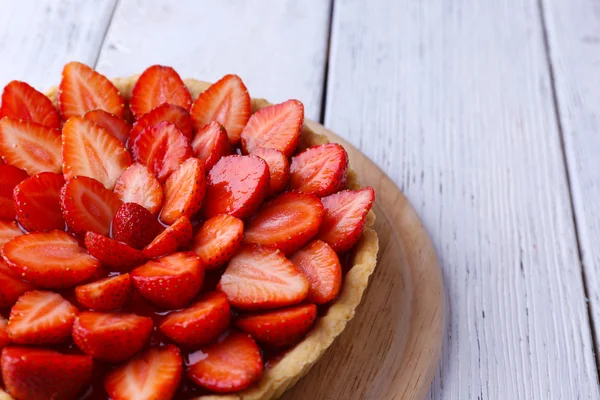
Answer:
0, 317, 9, 349
75, 274, 132, 311
289, 143, 348, 197
129, 103, 193, 145
190, 74, 251, 145
218, 244, 309, 310
0, 261, 34, 308
143, 215, 193, 259
112, 202, 163, 249
113, 163, 164, 215
0, 164, 28, 220
84, 109, 131, 143
13, 172, 65, 232
84, 232, 146, 271
240, 99, 304, 157
0, 80, 60, 128
0, 220, 22, 254
160, 157, 206, 225
191, 214, 244, 270
251, 147, 290, 196
191, 121, 231, 171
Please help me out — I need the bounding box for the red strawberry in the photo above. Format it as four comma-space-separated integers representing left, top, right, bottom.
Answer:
0, 317, 9, 348
240, 99, 304, 157
113, 163, 164, 215
0, 118, 62, 175
72, 311, 153, 362
289, 143, 348, 197
218, 244, 309, 310
143, 215, 192, 259
0, 80, 60, 128
129, 65, 192, 119
0, 164, 28, 220
13, 172, 65, 232
317, 187, 375, 253
2, 346, 92, 400
129, 103, 193, 145
0, 221, 22, 252
84, 109, 131, 143
3, 231, 100, 288
0, 261, 34, 308
75, 274, 132, 311
60, 176, 122, 236
58, 61, 124, 119
191, 121, 231, 171
112, 202, 162, 249
190, 74, 251, 145
105, 345, 182, 400
84, 232, 146, 271
203, 155, 269, 219
244, 191, 324, 255
191, 214, 244, 270
8, 290, 78, 344
160, 157, 205, 225
159, 291, 231, 348
186, 330, 262, 393
251, 147, 290, 196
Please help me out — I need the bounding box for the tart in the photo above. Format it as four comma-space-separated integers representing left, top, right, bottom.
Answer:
0, 63, 379, 400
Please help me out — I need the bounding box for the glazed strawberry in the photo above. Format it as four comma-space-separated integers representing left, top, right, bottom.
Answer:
0, 262, 34, 308
240, 99, 304, 157
317, 187, 375, 253
236, 303, 317, 347
60, 176, 122, 236
75, 274, 132, 311
13, 172, 65, 232
190, 74, 251, 145
289, 143, 348, 197
0, 118, 62, 175
105, 345, 182, 400
131, 252, 204, 309
8, 290, 78, 344
191, 214, 244, 270
218, 244, 309, 310
2, 347, 92, 400
0, 164, 28, 220
143, 215, 193, 259
129, 103, 193, 145
203, 155, 269, 219
112, 202, 162, 249
62, 116, 132, 189
0, 317, 9, 348
3, 231, 100, 288
0, 221, 22, 251
251, 147, 290, 196
0, 80, 60, 128
290, 240, 342, 304
58, 61, 124, 118
186, 331, 263, 393
84, 232, 146, 271
130, 65, 192, 118
113, 163, 164, 215
84, 109, 131, 143
244, 191, 324, 255
72, 311, 153, 362
159, 291, 231, 348
191, 121, 231, 171
160, 157, 206, 225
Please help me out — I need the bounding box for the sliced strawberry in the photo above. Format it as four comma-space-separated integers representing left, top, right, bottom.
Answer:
0, 118, 62, 175
190, 74, 251, 145
143, 215, 192, 259
58, 61, 124, 119
191, 214, 244, 270
0, 317, 9, 348
84, 109, 131, 143
218, 244, 309, 310
191, 121, 231, 171
112, 202, 162, 249
244, 191, 324, 255
75, 274, 132, 311
84, 232, 146, 271
0, 80, 60, 128
0, 220, 22, 254
3, 230, 100, 288
2, 346, 92, 400
0, 164, 28, 220
129, 103, 193, 145
13, 172, 65, 232
0, 261, 34, 308
113, 163, 164, 215
7, 290, 78, 344
317, 187, 375, 253
60, 176, 122, 236
105, 345, 182, 400
130, 65, 192, 119
131, 121, 192, 183
160, 157, 205, 225
289, 143, 348, 197
240, 99, 304, 157
251, 147, 290, 196
186, 330, 262, 393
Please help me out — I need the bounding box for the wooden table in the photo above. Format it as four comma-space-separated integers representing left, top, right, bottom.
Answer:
1, 0, 600, 398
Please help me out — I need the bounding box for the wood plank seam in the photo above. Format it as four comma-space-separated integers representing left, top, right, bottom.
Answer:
319, 0, 335, 124
93, 0, 120, 68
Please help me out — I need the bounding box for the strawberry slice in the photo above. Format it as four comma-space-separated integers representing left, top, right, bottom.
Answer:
191, 214, 244, 270
58, 61, 124, 119
62, 116, 132, 190
7, 290, 78, 344
60, 176, 123, 236
0, 317, 9, 349
0, 261, 34, 308
0, 164, 28, 220
190, 74, 251, 145
130, 65, 192, 119
72, 311, 153, 362
191, 121, 231, 171
112, 202, 162, 249
84, 109, 131, 143
2, 347, 92, 400
290, 240, 342, 304
132, 252, 204, 309
105, 345, 182, 400
160, 157, 205, 225
203, 155, 269, 219
0, 80, 60, 128
186, 330, 263, 393
0, 221, 22, 254
317, 187, 375, 253
143, 215, 192, 259
289, 143, 348, 197
129, 103, 193, 145
84, 232, 146, 271
75, 274, 132, 311
159, 291, 231, 348
240, 99, 304, 157
3, 230, 100, 288
0, 118, 62, 175
251, 147, 290, 196
113, 163, 164, 215
218, 244, 309, 310
244, 191, 324, 255
13, 172, 65, 232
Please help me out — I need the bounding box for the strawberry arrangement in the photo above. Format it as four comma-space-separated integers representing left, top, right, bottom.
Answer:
0, 62, 375, 400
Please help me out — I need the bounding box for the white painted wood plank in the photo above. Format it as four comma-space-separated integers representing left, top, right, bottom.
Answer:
96, 0, 331, 121
326, 0, 599, 398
